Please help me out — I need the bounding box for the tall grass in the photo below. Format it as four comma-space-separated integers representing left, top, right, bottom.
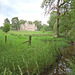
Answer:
0, 31, 68, 75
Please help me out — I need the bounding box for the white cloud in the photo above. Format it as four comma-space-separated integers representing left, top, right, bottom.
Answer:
0, 0, 49, 27
0, 14, 12, 26
0, 0, 9, 4
0, 15, 6, 26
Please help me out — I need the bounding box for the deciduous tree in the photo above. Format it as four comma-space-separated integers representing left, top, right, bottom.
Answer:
11, 17, 19, 30
28, 21, 33, 24
4, 18, 10, 24
19, 19, 27, 25
41, 0, 71, 37
2, 23, 10, 43
47, 11, 57, 31
33, 20, 42, 31
3, 23, 10, 33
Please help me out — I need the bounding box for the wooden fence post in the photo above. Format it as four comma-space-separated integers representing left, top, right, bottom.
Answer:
74, 42, 75, 52
5, 35, 7, 43
29, 36, 31, 45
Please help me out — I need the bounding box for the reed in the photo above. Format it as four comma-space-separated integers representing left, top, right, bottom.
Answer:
0, 31, 68, 75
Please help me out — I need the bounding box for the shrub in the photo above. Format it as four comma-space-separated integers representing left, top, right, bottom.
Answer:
3, 23, 10, 33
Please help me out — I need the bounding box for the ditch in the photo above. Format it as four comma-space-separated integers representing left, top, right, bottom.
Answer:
41, 44, 75, 75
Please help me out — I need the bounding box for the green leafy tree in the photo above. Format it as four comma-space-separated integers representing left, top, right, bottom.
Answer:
68, 10, 75, 42
28, 21, 33, 24
41, 0, 71, 37
33, 20, 42, 31
47, 11, 57, 31
0, 26, 3, 30
3, 23, 10, 33
11, 17, 19, 30
59, 12, 71, 37
4, 18, 10, 24
71, 0, 75, 9
59, 4, 75, 39
2, 23, 10, 43
19, 19, 27, 25
41, 24, 50, 32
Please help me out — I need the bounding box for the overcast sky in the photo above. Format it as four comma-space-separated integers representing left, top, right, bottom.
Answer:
0, 0, 50, 26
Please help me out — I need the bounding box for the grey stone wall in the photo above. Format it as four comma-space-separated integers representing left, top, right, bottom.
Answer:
20, 22, 37, 31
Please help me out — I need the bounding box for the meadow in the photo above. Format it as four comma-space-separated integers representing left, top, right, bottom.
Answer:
0, 31, 68, 75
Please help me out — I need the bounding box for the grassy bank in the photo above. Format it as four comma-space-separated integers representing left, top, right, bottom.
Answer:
0, 31, 68, 75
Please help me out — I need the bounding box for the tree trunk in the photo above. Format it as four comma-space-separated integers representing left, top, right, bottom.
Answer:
74, 42, 75, 52
56, 0, 60, 37
5, 35, 7, 43
29, 36, 31, 45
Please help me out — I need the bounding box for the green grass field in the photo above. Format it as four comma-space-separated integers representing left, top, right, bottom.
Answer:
0, 31, 68, 75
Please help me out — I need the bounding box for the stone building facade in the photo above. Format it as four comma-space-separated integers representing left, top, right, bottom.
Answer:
20, 22, 37, 31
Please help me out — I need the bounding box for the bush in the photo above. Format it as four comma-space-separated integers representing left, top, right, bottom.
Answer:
40, 28, 45, 33
68, 29, 75, 42
3, 23, 10, 33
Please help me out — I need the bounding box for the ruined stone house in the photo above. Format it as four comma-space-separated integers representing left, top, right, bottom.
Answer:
20, 22, 37, 31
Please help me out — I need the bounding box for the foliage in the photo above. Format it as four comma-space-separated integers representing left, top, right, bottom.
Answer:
53, 23, 57, 32
28, 21, 33, 24
59, 9, 75, 40
70, 58, 75, 75
59, 12, 71, 32
48, 11, 57, 31
71, 0, 75, 9
41, 0, 72, 37
40, 24, 50, 32
33, 20, 42, 31
40, 28, 45, 33
43, 0, 75, 38
4, 18, 10, 24
11, 17, 19, 30
19, 19, 27, 25
41, 0, 55, 13
68, 29, 75, 42
2, 23, 10, 33
0, 26, 3, 30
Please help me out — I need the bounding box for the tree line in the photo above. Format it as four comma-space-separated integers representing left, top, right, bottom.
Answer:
0, 17, 50, 32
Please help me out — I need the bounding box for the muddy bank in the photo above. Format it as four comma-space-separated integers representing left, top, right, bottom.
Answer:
41, 56, 72, 75
40, 44, 75, 75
